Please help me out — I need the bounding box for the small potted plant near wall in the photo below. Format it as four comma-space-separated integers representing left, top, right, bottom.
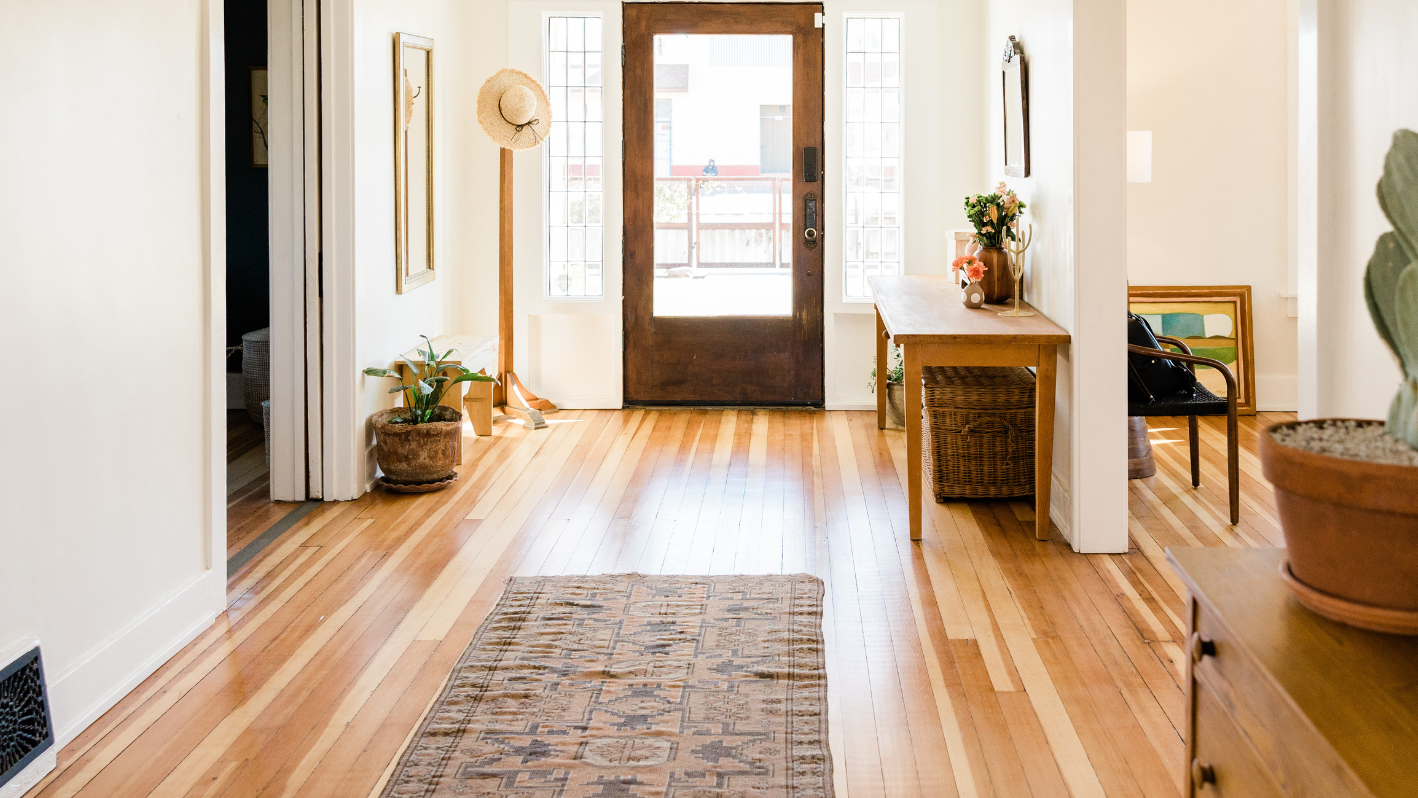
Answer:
1260, 130, 1418, 634
870, 347, 906, 427
363, 336, 498, 492
963, 182, 1027, 303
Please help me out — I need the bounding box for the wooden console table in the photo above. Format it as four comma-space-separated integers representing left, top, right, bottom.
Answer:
870, 275, 1069, 541
1169, 547, 1418, 797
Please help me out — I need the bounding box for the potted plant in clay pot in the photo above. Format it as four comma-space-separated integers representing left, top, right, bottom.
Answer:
870, 346, 906, 427
363, 335, 498, 491
963, 182, 1027, 303
1261, 130, 1418, 634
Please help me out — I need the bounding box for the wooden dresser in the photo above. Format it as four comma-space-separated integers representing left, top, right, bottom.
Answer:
1167, 547, 1418, 797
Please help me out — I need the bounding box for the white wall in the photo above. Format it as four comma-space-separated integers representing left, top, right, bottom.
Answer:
322, 0, 482, 495
984, 0, 1129, 553
1299, 0, 1418, 420
0, 0, 224, 762
1127, 0, 1298, 411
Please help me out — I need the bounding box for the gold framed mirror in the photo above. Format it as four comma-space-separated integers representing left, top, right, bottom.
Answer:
1002, 35, 1030, 178
394, 33, 435, 293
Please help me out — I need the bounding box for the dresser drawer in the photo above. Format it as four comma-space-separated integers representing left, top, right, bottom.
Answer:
1191, 601, 1369, 797
1191, 679, 1283, 796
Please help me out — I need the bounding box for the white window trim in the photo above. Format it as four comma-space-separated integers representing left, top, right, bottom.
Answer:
542, 11, 607, 301
840, 12, 905, 304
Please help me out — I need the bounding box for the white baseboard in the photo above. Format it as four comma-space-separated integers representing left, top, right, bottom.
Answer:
0, 750, 55, 798
47, 569, 222, 748
548, 395, 621, 409
825, 400, 877, 411
226, 372, 245, 410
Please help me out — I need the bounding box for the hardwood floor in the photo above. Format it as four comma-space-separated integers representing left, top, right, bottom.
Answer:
30, 409, 1294, 798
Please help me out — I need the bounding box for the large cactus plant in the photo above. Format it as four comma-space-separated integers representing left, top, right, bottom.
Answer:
1366, 129, 1418, 449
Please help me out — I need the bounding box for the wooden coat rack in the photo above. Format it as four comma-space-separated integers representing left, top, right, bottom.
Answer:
497, 148, 558, 426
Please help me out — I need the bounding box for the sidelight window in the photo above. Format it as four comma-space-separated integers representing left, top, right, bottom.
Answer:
545, 15, 604, 298
842, 15, 902, 300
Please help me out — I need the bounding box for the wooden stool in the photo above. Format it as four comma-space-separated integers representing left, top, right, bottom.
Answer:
1128, 416, 1156, 479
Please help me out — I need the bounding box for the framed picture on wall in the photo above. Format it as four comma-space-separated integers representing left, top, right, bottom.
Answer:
394, 32, 435, 294
1128, 285, 1256, 415
250, 67, 268, 167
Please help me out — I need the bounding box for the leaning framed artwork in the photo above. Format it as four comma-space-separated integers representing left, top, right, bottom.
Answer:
1128, 285, 1256, 415
394, 33, 435, 294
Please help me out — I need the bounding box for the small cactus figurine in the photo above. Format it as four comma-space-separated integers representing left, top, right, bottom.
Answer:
1366, 129, 1418, 449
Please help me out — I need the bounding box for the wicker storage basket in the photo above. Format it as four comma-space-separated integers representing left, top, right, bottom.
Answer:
921, 366, 1035, 500
242, 327, 271, 424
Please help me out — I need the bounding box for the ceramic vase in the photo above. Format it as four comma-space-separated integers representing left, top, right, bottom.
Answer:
962, 280, 986, 308
977, 246, 1013, 304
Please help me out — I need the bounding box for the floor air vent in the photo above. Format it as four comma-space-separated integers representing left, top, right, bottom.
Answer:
0, 647, 52, 789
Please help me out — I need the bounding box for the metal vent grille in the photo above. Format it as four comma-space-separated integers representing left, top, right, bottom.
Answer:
0, 647, 52, 788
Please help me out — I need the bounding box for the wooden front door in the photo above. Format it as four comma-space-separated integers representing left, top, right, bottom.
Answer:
623, 3, 825, 404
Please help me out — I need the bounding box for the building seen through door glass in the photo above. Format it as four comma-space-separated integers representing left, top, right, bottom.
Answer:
843, 16, 902, 300
652, 34, 793, 316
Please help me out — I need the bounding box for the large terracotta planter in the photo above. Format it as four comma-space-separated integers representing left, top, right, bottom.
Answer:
371, 406, 462, 484
1260, 419, 1418, 634
977, 246, 1013, 304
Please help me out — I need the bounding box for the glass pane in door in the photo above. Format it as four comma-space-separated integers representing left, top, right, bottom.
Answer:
652, 34, 793, 316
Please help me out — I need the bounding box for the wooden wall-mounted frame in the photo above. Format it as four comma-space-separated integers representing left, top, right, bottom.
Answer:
1002, 35, 1029, 178
1128, 285, 1257, 415
394, 32, 435, 294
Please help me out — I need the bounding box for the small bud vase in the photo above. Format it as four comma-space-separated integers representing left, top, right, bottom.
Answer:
962, 280, 986, 308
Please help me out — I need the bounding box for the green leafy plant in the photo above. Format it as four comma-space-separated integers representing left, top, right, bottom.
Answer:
363, 335, 498, 424
964, 182, 1027, 248
868, 346, 904, 393
1366, 129, 1418, 449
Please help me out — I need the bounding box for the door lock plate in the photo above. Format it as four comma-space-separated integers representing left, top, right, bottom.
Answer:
804, 192, 819, 250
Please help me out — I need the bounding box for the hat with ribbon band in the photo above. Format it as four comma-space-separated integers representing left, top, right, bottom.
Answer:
476, 68, 553, 150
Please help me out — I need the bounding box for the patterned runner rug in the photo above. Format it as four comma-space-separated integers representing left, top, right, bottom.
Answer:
379, 573, 832, 798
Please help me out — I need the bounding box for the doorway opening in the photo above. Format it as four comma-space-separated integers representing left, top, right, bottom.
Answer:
623, 3, 825, 405
224, 0, 277, 533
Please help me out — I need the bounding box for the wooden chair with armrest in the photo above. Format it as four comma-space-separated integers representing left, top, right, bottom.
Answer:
1128, 334, 1240, 524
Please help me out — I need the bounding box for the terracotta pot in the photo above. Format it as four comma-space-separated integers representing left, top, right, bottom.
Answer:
371, 405, 462, 484
1260, 419, 1418, 633
976, 246, 1013, 304
886, 381, 905, 427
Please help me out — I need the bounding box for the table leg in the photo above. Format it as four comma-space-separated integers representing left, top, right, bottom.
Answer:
904, 345, 922, 541
1034, 345, 1057, 540
876, 308, 888, 430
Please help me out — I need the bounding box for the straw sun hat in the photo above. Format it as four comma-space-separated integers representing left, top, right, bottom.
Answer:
477, 68, 553, 150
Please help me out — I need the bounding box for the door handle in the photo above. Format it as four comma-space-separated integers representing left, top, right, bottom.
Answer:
804, 193, 819, 250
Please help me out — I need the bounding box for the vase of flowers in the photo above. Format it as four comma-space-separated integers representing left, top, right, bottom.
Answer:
964, 183, 1028, 303
951, 255, 988, 308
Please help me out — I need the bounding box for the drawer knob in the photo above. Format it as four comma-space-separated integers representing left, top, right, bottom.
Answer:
881, 329, 891, 340
1191, 759, 1216, 788
1190, 632, 1216, 664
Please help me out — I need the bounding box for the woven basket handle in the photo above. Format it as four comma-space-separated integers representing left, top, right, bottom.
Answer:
958, 416, 1015, 436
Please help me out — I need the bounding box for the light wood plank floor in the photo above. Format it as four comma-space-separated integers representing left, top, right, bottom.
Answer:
30, 409, 1294, 798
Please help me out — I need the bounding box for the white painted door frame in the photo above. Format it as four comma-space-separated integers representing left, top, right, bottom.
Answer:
269, 0, 325, 500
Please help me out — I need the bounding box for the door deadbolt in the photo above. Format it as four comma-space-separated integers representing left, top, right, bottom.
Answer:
804, 193, 819, 250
